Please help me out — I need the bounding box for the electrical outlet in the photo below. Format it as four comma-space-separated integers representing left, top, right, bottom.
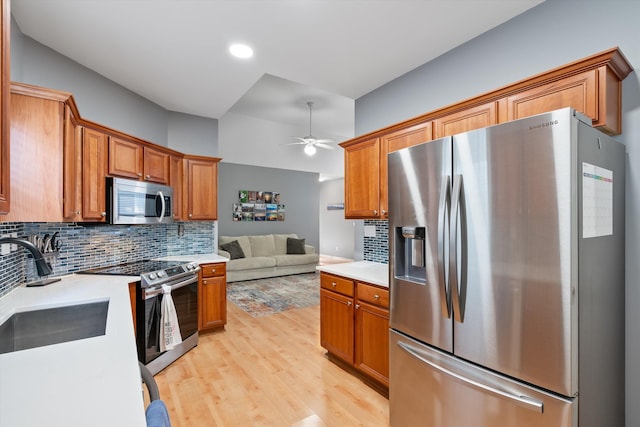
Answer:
364, 225, 377, 237
1, 234, 10, 255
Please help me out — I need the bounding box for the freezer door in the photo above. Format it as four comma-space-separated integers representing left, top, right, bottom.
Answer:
390, 330, 576, 427
451, 109, 575, 396
388, 137, 453, 352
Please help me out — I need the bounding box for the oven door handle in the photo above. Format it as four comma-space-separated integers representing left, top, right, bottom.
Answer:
143, 274, 199, 300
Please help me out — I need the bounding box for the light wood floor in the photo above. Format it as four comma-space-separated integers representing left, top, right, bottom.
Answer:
153, 301, 390, 426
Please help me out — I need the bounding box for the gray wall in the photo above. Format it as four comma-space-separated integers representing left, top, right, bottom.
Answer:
355, 0, 640, 425
319, 178, 354, 259
168, 111, 219, 156
217, 162, 319, 251
10, 17, 218, 154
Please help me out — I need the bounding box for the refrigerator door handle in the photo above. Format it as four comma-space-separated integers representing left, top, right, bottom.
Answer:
397, 341, 544, 414
450, 174, 468, 323
437, 175, 452, 318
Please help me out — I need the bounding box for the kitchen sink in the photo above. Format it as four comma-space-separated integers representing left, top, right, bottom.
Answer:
0, 299, 109, 354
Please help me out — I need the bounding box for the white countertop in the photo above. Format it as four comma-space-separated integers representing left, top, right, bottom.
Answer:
158, 253, 229, 264
0, 274, 146, 427
316, 261, 389, 288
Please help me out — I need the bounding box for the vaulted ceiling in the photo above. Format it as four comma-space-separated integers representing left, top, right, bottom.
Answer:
11, 0, 544, 178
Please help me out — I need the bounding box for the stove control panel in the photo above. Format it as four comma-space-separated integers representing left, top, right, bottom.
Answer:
141, 261, 200, 288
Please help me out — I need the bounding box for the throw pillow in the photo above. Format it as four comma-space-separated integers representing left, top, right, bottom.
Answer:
220, 240, 245, 260
286, 237, 306, 255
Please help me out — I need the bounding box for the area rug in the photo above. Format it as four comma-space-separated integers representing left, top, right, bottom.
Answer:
227, 273, 320, 317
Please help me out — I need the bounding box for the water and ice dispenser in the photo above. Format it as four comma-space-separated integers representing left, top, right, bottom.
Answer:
394, 226, 426, 283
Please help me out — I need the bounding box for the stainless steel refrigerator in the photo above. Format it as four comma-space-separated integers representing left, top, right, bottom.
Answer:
388, 108, 625, 427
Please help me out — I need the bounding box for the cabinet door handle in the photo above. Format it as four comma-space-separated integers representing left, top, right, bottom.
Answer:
137, 172, 143, 177
145, 174, 150, 180
355, 304, 360, 309
331, 282, 337, 287
373, 210, 378, 215
374, 294, 380, 300
100, 212, 106, 217
381, 209, 387, 215
347, 301, 352, 306
189, 213, 193, 218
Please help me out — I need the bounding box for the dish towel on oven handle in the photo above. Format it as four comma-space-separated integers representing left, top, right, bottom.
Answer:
160, 284, 182, 352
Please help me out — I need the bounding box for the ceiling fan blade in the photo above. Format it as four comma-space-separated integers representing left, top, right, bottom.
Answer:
316, 143, 337, 150
281, 141, 308, 146
290, 102, 335, 147
293, 137, 312, 143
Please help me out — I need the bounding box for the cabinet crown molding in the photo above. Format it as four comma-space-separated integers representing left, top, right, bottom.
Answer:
340, 46, 633, 148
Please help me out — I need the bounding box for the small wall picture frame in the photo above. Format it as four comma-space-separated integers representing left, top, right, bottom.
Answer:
234, 190, 284, 221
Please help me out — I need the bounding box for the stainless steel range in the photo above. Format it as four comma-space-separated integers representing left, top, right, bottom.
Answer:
79, 259, 200, 375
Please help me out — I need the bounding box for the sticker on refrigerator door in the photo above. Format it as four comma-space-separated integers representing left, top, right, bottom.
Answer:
582, 162, 613, 238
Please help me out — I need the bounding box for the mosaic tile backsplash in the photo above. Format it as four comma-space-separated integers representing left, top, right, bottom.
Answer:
0, 221, 217, 297
363, 219, 389, 264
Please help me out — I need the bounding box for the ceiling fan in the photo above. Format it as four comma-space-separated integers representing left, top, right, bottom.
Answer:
285, 101, 336, 156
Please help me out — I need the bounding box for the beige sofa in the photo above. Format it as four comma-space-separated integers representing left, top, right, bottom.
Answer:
218, 233, 319, 282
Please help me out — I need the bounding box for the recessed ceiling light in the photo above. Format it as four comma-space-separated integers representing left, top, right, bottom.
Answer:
229, 44, 254, 59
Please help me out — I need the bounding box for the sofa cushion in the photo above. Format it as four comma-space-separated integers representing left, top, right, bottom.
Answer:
273, 254, 319, 267
273, 234, 298, 255
219, 240, 245, 260
226, 256, 276, 271
249, 234, 276, 257
219, 235, 252, 258
286, 237, 306, 254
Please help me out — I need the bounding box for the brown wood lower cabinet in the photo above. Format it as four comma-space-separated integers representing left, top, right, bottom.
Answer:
320, 272, 389, 391
199, 262, 227, 332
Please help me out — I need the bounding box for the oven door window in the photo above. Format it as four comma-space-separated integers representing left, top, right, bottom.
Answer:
143, 281, 198, 363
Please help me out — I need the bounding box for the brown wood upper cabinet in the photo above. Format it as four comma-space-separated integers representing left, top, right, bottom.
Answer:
80, 128, 108, 221
170, 154, 184, 220
384, 122, 432, 153
344, 123, 431, 219
343, 137, 383, 219
109, 137, 171, 184
6, 81, 221, 222
5, 89, 65, 222
62, 105, 82, 220
340, 47, 632, 219
63, 118, 109, 222
183, 155, 220, 220
433, 101, 498, 139
0, 0, 9, 215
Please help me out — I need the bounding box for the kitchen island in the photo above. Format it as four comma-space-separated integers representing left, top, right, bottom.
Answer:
316, 260, 388, 287
0, 274, 146, 427
316, 260, 390, 394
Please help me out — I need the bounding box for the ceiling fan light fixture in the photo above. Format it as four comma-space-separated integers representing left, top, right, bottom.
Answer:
229, 43, 254, 59
304, 144, 317, 156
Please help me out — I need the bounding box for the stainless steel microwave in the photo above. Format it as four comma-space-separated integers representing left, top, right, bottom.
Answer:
107, 177, 174, 224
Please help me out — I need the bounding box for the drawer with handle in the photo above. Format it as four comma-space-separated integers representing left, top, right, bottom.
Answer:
200, 262, 226, 278
357, 282, 389, 308
320, 273, 354, 297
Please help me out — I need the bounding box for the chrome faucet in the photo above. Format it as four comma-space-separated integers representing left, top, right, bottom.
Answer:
0, 237, 53, 276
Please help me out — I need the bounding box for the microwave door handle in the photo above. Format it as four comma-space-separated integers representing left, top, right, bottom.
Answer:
156, 190, 166, 222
